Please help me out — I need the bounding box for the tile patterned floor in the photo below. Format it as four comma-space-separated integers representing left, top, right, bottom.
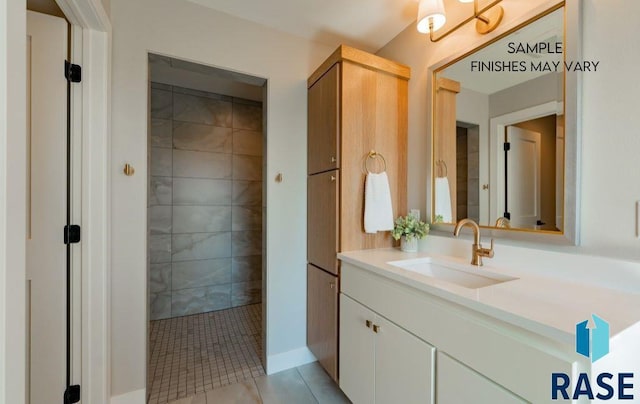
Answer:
167, 363, 350, 404
148, 304, 265, 404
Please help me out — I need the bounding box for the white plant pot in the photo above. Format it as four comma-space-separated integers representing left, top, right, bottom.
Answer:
401, 236, 418, 253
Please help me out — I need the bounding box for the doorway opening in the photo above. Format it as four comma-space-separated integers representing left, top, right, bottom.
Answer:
504, 114, 558, 231
146, 54, 267, 404
489, 101, 563, 231
455, 123, 480, 223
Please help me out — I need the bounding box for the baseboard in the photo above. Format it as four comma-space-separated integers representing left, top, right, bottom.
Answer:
266, 346, 317, 375
110, 388, 146, 404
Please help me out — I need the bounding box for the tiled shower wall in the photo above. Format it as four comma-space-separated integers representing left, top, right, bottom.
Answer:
149, 82, 263, 320
467, 129, 480, 223
456, 128, 468, 221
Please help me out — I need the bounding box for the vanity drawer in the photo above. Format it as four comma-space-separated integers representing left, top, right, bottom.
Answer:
341, 262, 579, 403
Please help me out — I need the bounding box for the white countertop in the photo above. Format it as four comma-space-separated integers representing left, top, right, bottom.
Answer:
338, 248, 640, 346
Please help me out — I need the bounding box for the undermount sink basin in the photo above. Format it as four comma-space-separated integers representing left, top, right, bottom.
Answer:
387, 257, 518, 289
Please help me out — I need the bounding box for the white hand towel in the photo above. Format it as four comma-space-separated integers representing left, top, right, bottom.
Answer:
435, 177, 453, 223
364, 172, 394, 234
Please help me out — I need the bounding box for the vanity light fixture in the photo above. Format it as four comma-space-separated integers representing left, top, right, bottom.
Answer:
417, 0, 504, 42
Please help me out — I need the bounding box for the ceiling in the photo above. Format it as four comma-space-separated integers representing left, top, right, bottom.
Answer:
27, 0, 65, 18
185, 0, 419, 52
149, 54, 266, 101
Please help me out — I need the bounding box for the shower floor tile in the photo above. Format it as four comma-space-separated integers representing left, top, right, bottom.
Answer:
148, 303, 264, 404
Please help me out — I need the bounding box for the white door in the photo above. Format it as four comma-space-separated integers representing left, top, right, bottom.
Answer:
340, 295, 376, 404
505, 126, 541, 229
375, 316, 435, 404
26, 10, 69, 403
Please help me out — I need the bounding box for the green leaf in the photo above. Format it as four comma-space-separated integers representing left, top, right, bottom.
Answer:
392, 215, 430, 240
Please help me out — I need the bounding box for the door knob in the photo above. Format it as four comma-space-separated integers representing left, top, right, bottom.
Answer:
331, 156, 337, 163
330, 175, 336, 182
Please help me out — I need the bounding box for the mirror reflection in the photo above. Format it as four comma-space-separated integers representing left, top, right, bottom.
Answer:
433, 6, 564, 232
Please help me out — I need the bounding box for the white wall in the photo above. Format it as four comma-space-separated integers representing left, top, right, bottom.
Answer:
580, 0, 640, 259
110, 0, 333, 397
0, 1, 27, 403
377, 0, 640, 262
489, 73, 561, 118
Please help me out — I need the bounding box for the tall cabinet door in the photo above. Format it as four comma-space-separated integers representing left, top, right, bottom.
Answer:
308, 63, 340, 175
340, 295, 376, 404
308, 170, 339, 274
307, 265, 339, 381
375, 316, 435, 404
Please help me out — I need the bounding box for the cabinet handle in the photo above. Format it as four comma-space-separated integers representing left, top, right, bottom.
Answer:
329, 282, 335, 289
330, 175, 336, 182
373, 324, 381, 333
331, 156, 337, 163
365, 320, 372, 329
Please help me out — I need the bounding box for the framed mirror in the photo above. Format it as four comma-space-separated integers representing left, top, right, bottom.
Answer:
430, 1, 582, 245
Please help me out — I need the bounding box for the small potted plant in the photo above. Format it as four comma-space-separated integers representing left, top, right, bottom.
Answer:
392, 215, 429, 253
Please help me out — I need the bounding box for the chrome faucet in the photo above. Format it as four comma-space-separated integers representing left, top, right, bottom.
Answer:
453, 218, 494, 266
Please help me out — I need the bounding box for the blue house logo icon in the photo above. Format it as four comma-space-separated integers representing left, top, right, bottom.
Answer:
576, 314, 609, 363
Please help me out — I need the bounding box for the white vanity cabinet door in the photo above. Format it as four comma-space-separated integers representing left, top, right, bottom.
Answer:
375, 316, 434, 404
340, 294, 376, 404
437, 352, 526, 404
341, 294, 435, 404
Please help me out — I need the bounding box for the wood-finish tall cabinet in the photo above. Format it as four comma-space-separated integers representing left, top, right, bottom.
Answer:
307, 45, 410, 381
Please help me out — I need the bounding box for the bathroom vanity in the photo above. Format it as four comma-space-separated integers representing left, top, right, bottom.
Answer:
338, 248, 640, 404
329, 3, 640, 403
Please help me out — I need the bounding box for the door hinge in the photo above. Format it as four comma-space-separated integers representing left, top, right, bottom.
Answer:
503, 142, 511, 152
65, 61, 82, 83
64, 225, 81, 244
64, 385, 81, 403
